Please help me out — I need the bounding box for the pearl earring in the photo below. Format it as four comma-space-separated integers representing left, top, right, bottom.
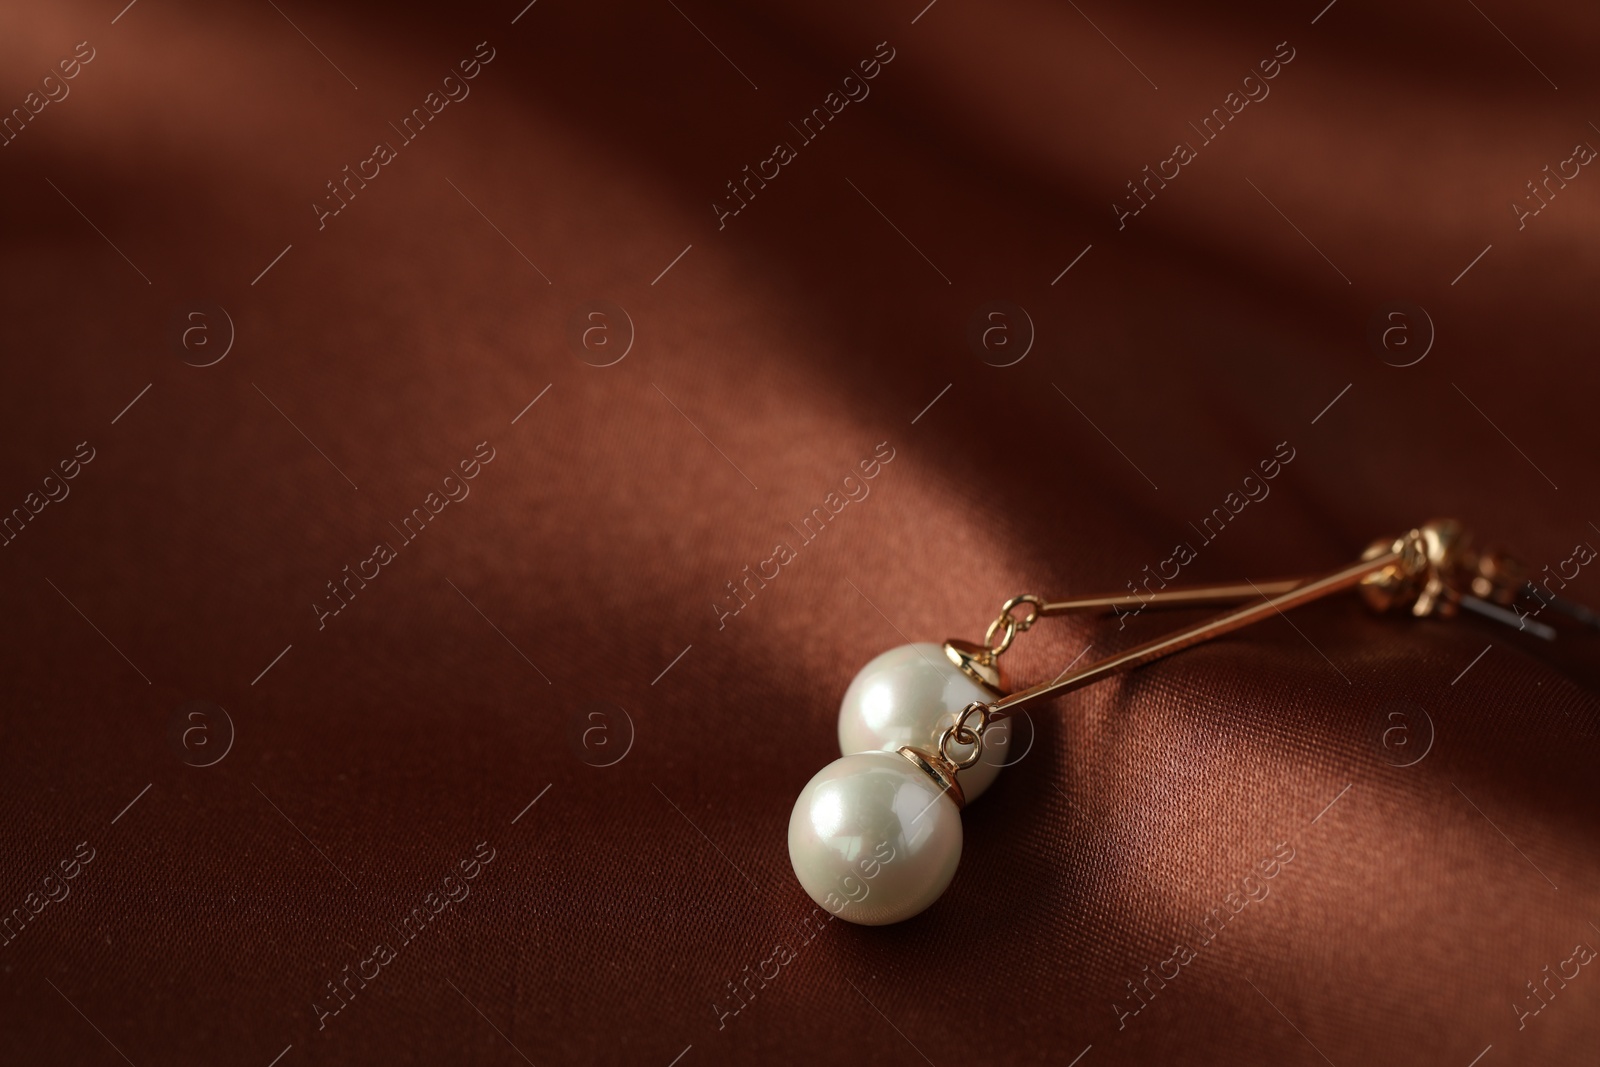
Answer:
789, 519, 1589, 925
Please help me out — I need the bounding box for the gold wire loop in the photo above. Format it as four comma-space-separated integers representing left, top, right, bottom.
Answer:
1000, 594, 1044, 630
938, 702, 994, 769
983, 594, 1044, 657
982, 615, 1018, 656
938, 726, 983, 770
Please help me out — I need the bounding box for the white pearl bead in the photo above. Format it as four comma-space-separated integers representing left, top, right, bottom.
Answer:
837, 643, 1011, 802
787, 751, 963, 925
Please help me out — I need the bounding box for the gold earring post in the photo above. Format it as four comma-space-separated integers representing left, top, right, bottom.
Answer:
928, 521, 1581, 778
992, 548, 1403, 715
1034, 578, 1305, 615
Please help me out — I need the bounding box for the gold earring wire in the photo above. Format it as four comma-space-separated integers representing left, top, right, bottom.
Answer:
919, 519, 1586, 774
982, 518, 1571, 651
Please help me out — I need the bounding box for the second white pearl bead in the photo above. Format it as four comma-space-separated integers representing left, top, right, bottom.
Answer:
836, 642, 1012, 801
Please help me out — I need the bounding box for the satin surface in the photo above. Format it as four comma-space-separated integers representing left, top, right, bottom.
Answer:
1, 1, 1597, 1064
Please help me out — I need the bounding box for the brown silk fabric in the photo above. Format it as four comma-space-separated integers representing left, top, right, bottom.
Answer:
2, 1, 1598, 1064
